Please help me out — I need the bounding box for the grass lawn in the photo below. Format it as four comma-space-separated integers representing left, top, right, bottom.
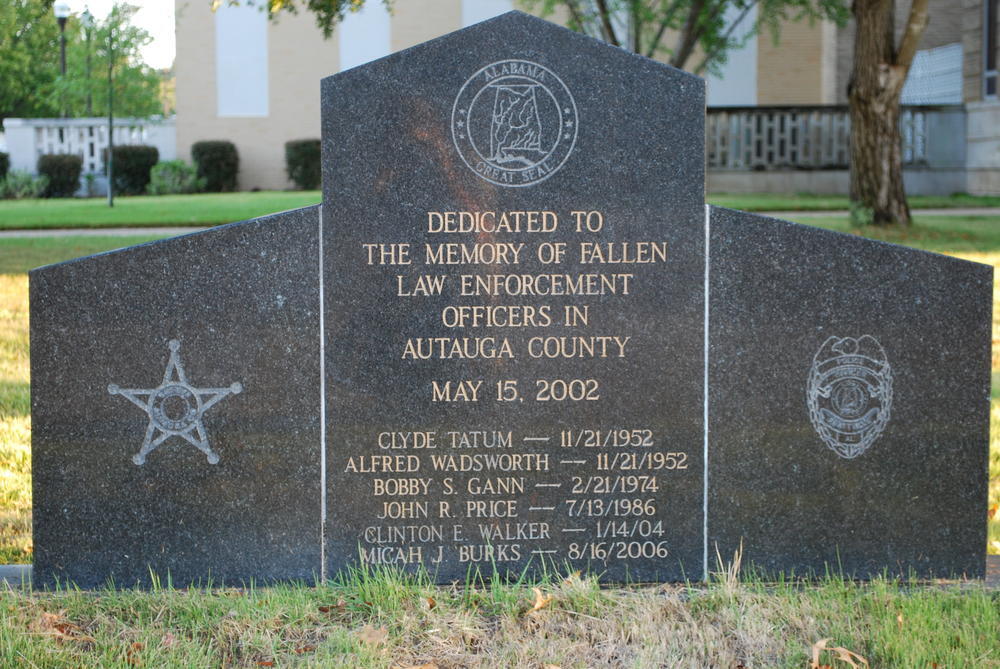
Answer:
0, 191, 996, 230
0, 235, 172, 274
1, 567, 998, 667
0, 216, 996, 666
0, 191, 321, 230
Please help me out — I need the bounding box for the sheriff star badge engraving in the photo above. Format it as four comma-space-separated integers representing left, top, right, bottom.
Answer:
108, 339, 243, 465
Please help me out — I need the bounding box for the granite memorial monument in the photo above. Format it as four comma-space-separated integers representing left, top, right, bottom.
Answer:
30, 12, 992, 588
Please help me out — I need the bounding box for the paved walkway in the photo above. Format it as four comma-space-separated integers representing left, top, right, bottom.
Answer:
0, 207, 997, 240
0, 226, 207, 239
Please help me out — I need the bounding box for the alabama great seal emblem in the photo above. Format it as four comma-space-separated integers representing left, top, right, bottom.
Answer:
806, 335, 893, 459
451, 59, 577, 187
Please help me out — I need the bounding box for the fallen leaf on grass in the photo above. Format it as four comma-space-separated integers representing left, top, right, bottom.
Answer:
319, 600, 347, 614
395, 664, 439, 669
36, 610, 95, 644
256, 662, 274, 667
528, 587, 552, 613
563, 570, 582, 585
896, 612, 903, 630
543, 665, 563, 669
294, 645, 317, 654
125, 641, 144, 666
991, 541, 1000, 553
988, 504, 998, 520
810, 638, 869, 668
161, 632, 178, 648
358, 624, 388, 645
423, 595, 437, 610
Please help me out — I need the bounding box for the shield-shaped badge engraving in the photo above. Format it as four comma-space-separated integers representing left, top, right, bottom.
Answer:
806, 335, 892, 459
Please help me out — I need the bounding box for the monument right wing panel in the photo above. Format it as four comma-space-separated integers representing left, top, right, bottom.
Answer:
707, 206, 992, 579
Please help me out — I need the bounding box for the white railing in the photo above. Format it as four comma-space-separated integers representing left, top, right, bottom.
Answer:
2, 117, 176, 175
705, 105, 961, 170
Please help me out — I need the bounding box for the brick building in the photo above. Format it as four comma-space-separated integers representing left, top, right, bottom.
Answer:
172, 0, 1000, 193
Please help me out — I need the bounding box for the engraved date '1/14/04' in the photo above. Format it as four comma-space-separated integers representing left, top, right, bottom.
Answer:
432, 378, 599, 402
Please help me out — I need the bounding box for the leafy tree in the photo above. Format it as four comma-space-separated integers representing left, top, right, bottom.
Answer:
50, 3, 164, 118
847, 0, 928, 227
244, 0, 847, 75
219, 0, 394, 38
521, 0, 848, 75
0, 0, 61, 121
0, 1, 161, 121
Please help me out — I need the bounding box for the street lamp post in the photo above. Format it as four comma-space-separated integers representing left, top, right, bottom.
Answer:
107, 17, 115, 208
81, 8, 94, 116
53, 1, 71, 118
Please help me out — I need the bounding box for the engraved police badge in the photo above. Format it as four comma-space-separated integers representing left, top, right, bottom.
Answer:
806, 335, 893, 459
451, 59, 577, 187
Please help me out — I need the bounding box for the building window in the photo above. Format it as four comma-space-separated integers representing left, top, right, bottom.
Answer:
215, 3, 269, 117
987, 0, 998, 98
338, 3, 391, 72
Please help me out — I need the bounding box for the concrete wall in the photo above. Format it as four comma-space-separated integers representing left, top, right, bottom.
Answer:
2, 117, 176, 174
175, 0, 340, 191
966, 100, 1000, 193
174, 0, 518, 191
757, 18, 837, 104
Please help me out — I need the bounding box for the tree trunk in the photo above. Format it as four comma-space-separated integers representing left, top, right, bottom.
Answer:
848, 0, 928, 227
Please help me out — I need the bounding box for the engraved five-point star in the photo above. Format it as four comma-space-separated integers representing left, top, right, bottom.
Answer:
108, 340, 242, 465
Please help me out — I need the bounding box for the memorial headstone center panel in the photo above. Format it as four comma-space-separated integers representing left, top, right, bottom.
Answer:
321, 12, 707, 583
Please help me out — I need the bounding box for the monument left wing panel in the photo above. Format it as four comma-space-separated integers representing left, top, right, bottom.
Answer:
30, 206, 323, 589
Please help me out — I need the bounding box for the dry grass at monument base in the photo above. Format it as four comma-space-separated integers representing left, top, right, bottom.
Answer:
0, 566, 998, 667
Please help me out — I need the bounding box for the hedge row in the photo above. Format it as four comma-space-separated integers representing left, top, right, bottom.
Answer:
8, 137, 323, 197
37, 154, 83, 198
285, 139, 320, 190
108, 145, 159, 195
192, 141, 238, 192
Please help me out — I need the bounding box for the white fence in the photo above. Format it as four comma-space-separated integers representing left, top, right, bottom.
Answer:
705, 105, 964, 171
2, 117, 176, 175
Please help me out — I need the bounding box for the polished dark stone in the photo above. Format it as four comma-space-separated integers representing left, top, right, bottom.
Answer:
30, 206, 322, 588
29, 12, 993, 588
322, 12, 707, 582
707, 206, 993, 579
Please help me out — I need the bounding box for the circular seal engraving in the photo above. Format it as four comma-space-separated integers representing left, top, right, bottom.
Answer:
150, 384, 200, 432
451, 59, 578, 187
806, 335, 893, 459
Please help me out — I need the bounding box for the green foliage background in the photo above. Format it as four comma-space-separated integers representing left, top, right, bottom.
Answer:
0, 1, 163, 122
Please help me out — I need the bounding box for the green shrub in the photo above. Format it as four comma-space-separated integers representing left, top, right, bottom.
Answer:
37, 154, 83, 198
191, 140, 238, 192
0, 152, 9, 182
285, 139, 321, 190
107, 145, 159, 195
1, 170, 49, 199
147, 160, 205, 195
